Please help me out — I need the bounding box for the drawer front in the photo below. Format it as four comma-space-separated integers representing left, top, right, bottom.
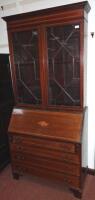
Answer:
12, 163, 81, 189
10, 144, 80, 164
11, 152, 80, 176
9, 134, 80, 154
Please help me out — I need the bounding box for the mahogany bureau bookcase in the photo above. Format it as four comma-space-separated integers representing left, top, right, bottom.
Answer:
3, 1, 90, 198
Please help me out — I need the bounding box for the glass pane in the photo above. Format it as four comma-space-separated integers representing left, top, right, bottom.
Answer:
12, 29, 42, 105
46, 24, 80, 106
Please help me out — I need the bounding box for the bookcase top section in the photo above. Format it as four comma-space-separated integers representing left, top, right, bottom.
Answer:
3, 1, 90, 22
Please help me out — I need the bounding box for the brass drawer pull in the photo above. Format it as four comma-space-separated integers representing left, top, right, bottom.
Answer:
10, 136, 23, 144
15, 155, 25, 160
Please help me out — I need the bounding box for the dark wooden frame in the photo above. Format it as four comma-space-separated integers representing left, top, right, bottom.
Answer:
3, 1, 90, 111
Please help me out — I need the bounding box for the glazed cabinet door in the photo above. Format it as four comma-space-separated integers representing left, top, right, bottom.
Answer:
11, 28, 42, 106
46, 23, 81, 107
10, 22, 82, 110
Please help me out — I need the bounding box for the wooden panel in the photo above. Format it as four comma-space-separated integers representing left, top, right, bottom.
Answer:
8, 108, 83, 143
10, 134, 79, 153
10, 144, 80, 164
12, 163, 81, 189
11, 152, 80, 176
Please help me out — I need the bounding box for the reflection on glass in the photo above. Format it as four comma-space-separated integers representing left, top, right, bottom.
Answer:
47, 24, 80, 106
12, 29, 41, 105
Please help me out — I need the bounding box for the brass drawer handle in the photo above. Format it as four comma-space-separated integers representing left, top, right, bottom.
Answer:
15, 137, 23, 143
17, 167, 26, 172
10, 136, 23, 144
9, 135, 23, 143
15, 155, 25, 160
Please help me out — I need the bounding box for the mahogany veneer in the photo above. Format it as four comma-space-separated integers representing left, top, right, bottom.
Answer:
3, 1, 90, 198
8, 107, 88, 198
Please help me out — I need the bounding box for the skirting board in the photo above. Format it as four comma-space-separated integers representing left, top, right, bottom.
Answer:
87, 168, 95, 175
82, 167, 95, 176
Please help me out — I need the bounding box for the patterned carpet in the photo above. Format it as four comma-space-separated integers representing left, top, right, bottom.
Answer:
0, 165, 95, 200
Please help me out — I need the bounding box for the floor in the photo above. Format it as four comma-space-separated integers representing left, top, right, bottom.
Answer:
0, 165, 95, 200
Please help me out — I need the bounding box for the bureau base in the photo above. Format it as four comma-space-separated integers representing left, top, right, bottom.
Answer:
8, 108, 88, 199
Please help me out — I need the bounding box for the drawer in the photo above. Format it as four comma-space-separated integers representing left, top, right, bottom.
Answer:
9, 134, 80, 154
11, 152, 80, 176
10, 144, 80, 164
12, 163, 81, 189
